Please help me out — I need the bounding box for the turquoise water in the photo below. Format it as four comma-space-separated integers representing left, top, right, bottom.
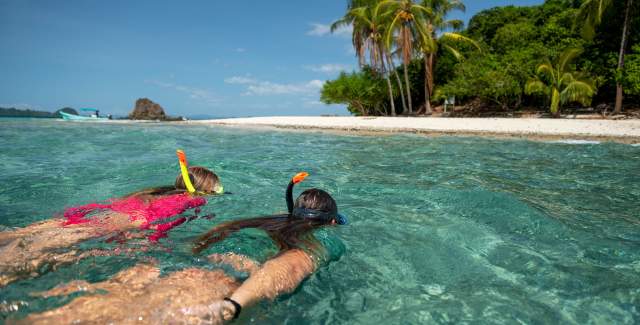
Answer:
1, 118, 640, 324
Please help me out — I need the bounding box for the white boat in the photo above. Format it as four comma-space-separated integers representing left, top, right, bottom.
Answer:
60, 108, 109, 121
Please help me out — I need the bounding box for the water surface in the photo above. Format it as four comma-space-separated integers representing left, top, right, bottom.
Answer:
1, 119, 639, 324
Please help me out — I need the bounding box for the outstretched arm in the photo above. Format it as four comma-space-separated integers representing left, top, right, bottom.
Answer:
223, 249, 316, 320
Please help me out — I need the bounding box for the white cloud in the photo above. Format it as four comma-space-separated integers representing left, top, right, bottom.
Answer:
147, 80, 221, 105
235, 48, 246, 53
224, 76, 258, 84
304, 100, 323, 106
224, 76, 324, 96
307, 23, 330, 36
306, 22, 351, 37
245, 80, 324, 96
305, 63, 350, 74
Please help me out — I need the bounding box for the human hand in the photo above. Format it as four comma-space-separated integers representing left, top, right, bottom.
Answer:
180, 300, 237, 324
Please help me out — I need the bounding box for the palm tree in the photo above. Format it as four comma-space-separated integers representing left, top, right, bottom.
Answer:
418, 0, 479, 114
577, 0, 635, 114
349, 4, 398, 116
525, 48, 597, 117
333, 1, 399, 116
384, 0, 431, 114
331, 0, 375, 68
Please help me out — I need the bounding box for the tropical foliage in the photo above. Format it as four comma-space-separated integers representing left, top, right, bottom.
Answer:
320, 68, 389, 116
525, 48, 597, 116
321, 0, 640, 116
577, 0, 635, 113
625, 45, 640, 96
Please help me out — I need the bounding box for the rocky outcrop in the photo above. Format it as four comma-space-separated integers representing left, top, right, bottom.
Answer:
128, 98, 167, 120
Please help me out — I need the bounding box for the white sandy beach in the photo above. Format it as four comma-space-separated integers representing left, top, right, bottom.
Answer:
187, 116, 640, 142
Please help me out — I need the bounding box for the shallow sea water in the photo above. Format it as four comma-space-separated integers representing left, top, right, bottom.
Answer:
1, 118, 639, 324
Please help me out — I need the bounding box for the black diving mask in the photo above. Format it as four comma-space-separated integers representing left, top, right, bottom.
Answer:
292, 207, 348, 225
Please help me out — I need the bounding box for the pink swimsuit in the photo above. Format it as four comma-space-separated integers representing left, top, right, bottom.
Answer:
63, 193, 207, 241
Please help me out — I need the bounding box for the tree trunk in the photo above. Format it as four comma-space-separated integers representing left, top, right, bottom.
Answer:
379, 47, 396, 116
387, 52, 407, 113
403, 62, 412, 114
427, 53, 435, 96
614, 0, 633, 114
551, 88, 561, 117
423, 55, 432, 114
402, 25, 413, 114
355, 102, 366, 116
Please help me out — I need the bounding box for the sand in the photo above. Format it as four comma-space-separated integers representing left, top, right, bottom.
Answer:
186, 116, 640, 143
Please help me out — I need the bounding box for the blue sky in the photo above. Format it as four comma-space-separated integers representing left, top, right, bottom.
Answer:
0, 0, 543, 117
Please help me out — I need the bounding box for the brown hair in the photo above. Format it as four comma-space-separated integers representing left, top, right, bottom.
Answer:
124, 166, 220, 199
193, 189, 336, 254
174, 166, 220, 194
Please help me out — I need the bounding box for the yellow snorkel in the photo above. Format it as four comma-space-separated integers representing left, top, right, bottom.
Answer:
176, 149, 224, 195
176, 149, 197, 194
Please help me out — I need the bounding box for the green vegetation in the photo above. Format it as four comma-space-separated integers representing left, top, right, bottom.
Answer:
0, 107, 78, 118
525, 48, 597, 116
321, 0, 640, 117
625, 45, 640, 95
321, 67, 389, 116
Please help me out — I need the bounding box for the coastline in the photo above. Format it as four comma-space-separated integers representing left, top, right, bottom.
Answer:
184, 116, 640, 144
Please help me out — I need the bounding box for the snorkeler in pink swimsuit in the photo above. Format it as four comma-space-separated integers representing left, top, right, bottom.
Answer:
0, 151, 222, 287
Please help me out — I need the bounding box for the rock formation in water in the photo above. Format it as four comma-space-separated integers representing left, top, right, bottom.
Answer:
128, 98, 167, 120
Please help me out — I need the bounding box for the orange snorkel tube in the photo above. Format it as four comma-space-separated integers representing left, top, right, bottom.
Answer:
286, 172, 308, 214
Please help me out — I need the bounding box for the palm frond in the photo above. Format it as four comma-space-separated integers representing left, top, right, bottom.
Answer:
420, 34, 438, 53
557, 47, 583, 73
576, 0, 613, 40
449, 0, 465, 12
561, 80, 596, 106
440, 32, 481, 51
444, 19, 464, 31
350, 7, 373, 26
331, 16, 352, 33
410, 4, 433, 17
413, 16, 432, 41
525, 80, 548, 95
384, 14, 403, 49
536, 62, 555, 82
443, 44, 462, 61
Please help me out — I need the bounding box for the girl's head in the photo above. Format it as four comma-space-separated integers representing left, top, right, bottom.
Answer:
175, 166, 220, 194
292, 189, 346, 225
294, 189, 337, 214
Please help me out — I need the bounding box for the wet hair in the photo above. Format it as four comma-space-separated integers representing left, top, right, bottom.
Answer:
125, 166, 220, 199
174, 166, 220, 194
193, 189, 336, 254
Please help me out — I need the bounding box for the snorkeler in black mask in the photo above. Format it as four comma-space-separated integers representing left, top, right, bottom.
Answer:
191, 172, 347, 322
286, 172, 348, 225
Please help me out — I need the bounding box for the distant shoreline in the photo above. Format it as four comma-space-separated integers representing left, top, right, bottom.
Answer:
184, 116, 640, 144
12, 115, 640, 144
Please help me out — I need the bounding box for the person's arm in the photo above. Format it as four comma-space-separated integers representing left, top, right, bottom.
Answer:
221, 249, 316, 320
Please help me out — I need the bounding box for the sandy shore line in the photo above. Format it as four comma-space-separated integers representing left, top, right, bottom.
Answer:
185, 116, 640, 143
